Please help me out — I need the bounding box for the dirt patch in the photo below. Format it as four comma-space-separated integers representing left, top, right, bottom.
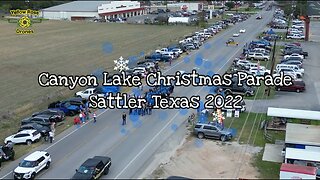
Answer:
149, 137, 262, 179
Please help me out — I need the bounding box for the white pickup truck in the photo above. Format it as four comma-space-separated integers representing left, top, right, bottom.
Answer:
286, 34, 305, 40
75, 88, 105, 99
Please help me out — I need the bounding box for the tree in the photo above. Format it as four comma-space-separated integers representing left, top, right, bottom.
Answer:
225, 2, 235, 10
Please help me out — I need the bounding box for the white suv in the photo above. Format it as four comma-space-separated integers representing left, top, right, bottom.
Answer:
13, 151, 51, 180
5, 130, 41, 145
246, 52, 270, 61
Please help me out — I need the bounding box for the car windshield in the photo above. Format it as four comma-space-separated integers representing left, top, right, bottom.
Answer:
78, 165, 94, 174
20, 160, 36, 168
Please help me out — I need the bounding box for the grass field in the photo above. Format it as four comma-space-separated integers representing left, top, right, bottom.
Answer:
0, 20, 199, 142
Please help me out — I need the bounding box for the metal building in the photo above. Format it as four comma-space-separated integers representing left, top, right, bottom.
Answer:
40, 1, 145, 21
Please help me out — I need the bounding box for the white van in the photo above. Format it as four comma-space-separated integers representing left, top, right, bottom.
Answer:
276, 64, 304, 74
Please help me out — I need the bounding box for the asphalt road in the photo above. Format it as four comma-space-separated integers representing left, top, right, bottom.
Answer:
0, 7, 274, 179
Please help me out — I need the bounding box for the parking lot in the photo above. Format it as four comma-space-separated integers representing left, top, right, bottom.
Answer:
310, 20, 320, 42
245, 41, 320, 113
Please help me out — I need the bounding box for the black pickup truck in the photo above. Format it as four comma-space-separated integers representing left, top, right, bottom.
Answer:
219, 83, 255, 97
72, 156, 112, 179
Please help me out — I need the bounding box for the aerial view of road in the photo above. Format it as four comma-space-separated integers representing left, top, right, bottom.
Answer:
1, 1, 319, 180
0, 4, 273, 179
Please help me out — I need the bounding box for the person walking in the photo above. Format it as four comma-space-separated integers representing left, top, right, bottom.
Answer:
93, 112, 97, 123
122, 112, 127, 125
49, 131, 54, 143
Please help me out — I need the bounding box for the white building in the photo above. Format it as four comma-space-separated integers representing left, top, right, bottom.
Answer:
98, 1, 145, 20
167, 2, 207, 11
41, 1, 145, 21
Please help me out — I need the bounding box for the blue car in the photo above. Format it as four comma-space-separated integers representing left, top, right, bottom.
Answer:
95, 85, 120, 95
48, 101, 80, 116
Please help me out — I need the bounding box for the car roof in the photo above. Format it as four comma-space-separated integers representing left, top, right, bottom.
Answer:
20, 123, 41, 128
82, 158, 101, 167
34, 114, 52, 118
17, 129, 37, 134
84, 88, 96, 91
24, 151, 48, 161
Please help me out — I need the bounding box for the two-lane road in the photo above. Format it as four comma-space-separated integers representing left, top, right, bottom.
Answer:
0, 8, 274, 179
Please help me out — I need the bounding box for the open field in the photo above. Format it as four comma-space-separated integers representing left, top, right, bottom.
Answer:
0, 20, 198, 142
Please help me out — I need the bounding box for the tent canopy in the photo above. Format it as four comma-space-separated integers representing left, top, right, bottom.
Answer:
267, 107, 320, 121
266, 29, 276, 35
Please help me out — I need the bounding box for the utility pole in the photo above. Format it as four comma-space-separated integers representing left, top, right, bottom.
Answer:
267, 38, 277, 96
165, 0, 168, 25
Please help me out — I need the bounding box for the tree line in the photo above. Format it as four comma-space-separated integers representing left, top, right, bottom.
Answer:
0, 1, 71, 13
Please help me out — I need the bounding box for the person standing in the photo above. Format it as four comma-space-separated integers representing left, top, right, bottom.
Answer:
79, 112, 83, 124
49, 131, 54, 143
93, 112, 97, 123
122, 112, 127, 125
148, 102, 152, 115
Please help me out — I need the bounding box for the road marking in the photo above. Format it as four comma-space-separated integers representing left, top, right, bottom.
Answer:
0, 109, 108, 179
114, 43, 243, 179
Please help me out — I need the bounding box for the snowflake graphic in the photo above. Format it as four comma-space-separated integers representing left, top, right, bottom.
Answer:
114, 56, 129, 72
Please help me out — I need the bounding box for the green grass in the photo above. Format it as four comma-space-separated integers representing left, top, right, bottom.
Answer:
253, 150, 282, 179
224, 112, 285, 146
224, 112, 285, 179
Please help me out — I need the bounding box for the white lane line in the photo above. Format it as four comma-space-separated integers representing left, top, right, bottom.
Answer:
114, 44, 243, 179
0, 109, 108, 179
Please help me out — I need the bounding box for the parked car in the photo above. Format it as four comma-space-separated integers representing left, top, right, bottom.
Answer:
72, 156, 112, 179
249, 67, 271, 76
19, 123, 51, 137
277, 68, 303, 79
284, 53, 304, 60
292, 24, 304, 29
193, 122, 233, 142
171, 48, 183, 55
219, 82, 255, 96
275, 80, 305, 93
283, 48, 308, 58
0, 143, 15, 167
280, 60, 303, 68
13, 151, 51, 180
287, 33, 305, 40
64, 97, 87, 108
246, 52, 270, 61
5, 130, 41, 145
276, 64, 304, 74
236, 59, 250, 68
21, 114, 54, 127
48, 101, 80, 116
133, 67, 147, 77
32, 109, 65, 122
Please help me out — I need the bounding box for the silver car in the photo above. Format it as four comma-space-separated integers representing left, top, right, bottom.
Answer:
193, 122, 233, 142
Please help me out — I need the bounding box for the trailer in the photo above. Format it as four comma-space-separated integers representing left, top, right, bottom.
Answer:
280, 163, 317, 179
168, 17, 190, 24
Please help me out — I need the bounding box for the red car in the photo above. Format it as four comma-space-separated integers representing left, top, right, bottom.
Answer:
275, 80, 305, 93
